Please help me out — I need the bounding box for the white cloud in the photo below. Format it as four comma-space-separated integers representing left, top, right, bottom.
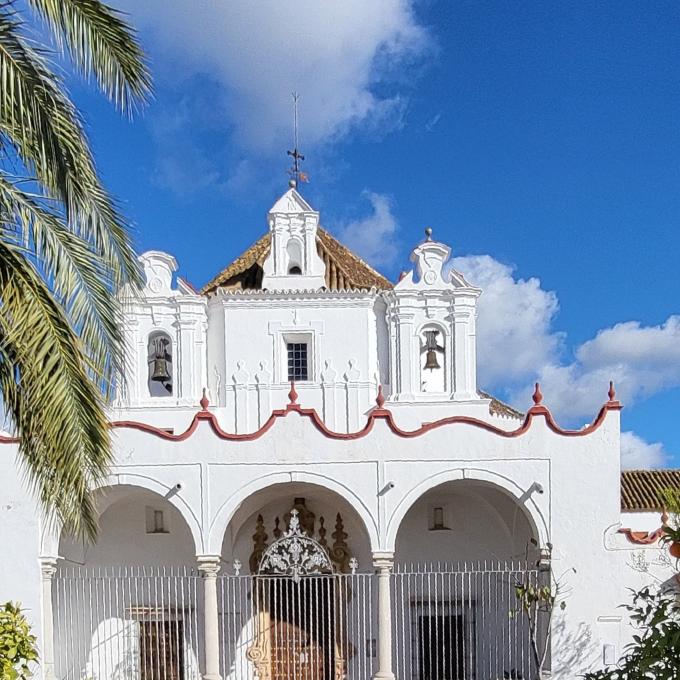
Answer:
451, 255, 562, 385
114, 0, 430, 153
336, 192, 399, 267
620, 431, 669, 469
452, 254, 680, 430
530, 317, 680, 420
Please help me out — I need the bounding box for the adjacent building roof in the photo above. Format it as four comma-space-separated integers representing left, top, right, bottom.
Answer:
621, 469, 680, 511
201, 228, 393, 294
478, 390, 524, 420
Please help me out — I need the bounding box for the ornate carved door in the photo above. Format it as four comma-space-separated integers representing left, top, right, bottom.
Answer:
247, 509, 342, 680
270, 618, 326, 680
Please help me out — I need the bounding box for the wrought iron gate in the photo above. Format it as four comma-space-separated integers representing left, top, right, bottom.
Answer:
218, 509, 376, 680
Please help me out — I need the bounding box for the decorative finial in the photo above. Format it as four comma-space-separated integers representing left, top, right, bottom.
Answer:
200, 388, 209, 411
532, 382, 543, 406
376, 384, 385, 409
608, 380, 616, 402
288, 380, 298, 405
425, 227, 433, 241
287, 92, 308, 185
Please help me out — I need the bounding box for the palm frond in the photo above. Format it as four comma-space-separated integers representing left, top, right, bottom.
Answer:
27, 0, 151, 114
0, 173, 124, 387
0, 8, 142, 288
0, 237, 111, 539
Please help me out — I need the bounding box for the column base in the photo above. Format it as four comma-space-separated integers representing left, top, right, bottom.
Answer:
372, 673, 395, 680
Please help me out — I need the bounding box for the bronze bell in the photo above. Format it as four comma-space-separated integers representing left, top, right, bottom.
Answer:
424, 348, 441, 371
150, 337, 171, 382
423, 329, 443, 371
151, 356, 171, 382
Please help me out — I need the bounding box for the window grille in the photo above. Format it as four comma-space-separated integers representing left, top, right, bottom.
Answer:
287, 343, 308, 381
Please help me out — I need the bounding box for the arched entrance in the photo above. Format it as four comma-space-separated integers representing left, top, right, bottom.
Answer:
54, 484, 201, 680
218, 484, 375, 680
391, 479, 542, 680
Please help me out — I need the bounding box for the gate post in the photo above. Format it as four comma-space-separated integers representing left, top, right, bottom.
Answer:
39, 557, 58, 680
372, 551, 395, 680
197, 555, 222, 680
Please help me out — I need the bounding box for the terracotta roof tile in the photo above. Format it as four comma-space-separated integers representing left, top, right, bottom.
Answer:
478, 390, 524, 420
621, 469, 680, 511
201, 228, 392, 294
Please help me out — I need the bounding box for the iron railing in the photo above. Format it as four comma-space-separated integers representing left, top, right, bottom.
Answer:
393, 561, 539, 680
52, 562, 540, 680
53, 566, 202, 680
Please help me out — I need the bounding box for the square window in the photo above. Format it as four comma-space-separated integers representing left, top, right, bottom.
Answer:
287, 342, 309, 381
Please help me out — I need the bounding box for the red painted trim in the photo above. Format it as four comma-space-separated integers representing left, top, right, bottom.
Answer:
619, 510, 669, 545
618, 527, 665, 545
0, 385, 623, 445
105, 397, 622, 443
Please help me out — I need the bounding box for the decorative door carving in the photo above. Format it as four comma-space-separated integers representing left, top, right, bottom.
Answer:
247, 508, 350, 680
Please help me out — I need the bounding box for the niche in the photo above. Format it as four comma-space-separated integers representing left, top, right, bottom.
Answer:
286, 238, 303, 275
147, 331, 173, 397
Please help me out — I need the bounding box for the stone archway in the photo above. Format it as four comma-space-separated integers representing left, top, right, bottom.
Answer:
389, 477, 543, 680
53, 484, 201, 680
219, 483, 375, 680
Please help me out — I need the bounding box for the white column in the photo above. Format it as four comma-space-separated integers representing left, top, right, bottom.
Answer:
395, 311, 416, 400
39, 558, 58, 680
452, 303, 477, 400
373, 551, 395, 680
197, 556, 222, 680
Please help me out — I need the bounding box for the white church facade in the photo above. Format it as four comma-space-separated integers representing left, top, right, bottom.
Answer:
0, 182, 676, 680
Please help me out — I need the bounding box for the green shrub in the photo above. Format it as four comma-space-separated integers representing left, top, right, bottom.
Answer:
0, 603, 38, 680
584, 587, 680, 679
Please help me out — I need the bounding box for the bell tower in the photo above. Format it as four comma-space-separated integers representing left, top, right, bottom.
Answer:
385, 229, 481, 402
261, 182, 327, 292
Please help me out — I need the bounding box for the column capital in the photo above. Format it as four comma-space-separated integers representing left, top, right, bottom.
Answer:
196, 555, 221, 576
39, 557, 58, 579
372, 551, 394, 571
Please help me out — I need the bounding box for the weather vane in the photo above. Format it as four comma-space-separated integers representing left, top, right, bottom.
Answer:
287, 92, 309, 185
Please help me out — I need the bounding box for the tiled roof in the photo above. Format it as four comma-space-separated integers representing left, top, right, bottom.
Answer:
479, 390, 524, 420
621, 469, 680, 511
201, 228, 393, 294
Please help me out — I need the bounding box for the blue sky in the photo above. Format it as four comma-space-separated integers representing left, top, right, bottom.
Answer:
70, 1, 679, 466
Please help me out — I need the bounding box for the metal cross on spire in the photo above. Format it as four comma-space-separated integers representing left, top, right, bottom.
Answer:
287, 92, 308, 186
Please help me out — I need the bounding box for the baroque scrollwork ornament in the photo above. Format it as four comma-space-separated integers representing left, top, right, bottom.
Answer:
258, 509, 334, 582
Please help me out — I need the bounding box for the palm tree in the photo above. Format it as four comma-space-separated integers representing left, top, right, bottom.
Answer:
0, 0, 151, 539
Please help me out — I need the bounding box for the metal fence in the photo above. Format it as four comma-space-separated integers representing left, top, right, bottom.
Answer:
217, 573, 375, 680
53, 562, 540, 680
53, 566, 202, 680
393, 561, 540, 680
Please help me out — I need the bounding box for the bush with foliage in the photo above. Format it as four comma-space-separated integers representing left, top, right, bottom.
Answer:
659, 487, 680, 547
0, 603, 38, 680
583, 587, 680, 679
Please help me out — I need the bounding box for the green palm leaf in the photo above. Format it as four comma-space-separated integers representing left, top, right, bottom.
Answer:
0, 0, 151, 539
28, 0, 151, 114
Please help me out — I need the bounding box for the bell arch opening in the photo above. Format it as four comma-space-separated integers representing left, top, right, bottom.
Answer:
147, 330, 174, 397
